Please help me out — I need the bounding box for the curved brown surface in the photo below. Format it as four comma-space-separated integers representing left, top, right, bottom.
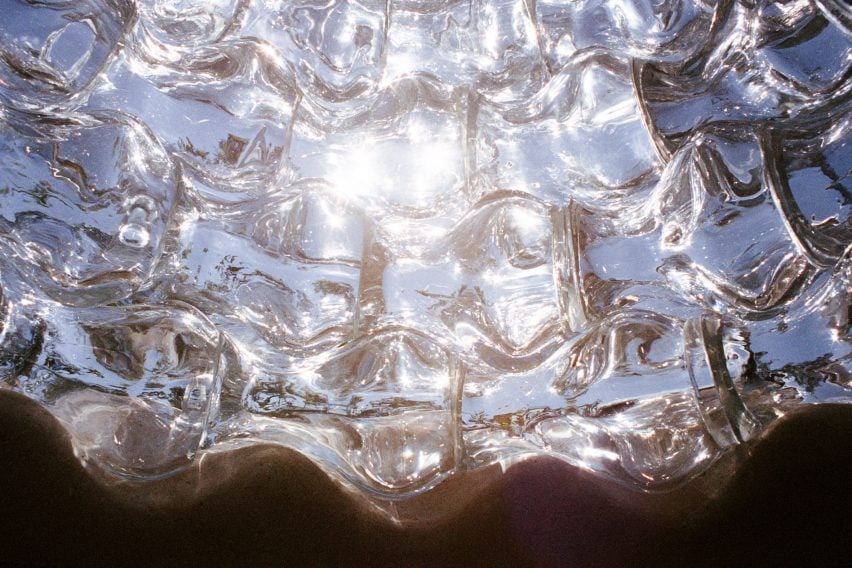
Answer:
0, 390, 850, 567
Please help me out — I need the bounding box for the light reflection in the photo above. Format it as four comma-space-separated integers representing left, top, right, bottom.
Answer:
0, 0, 848, 502
579, 446, 620, 463
328, 145, 379, 198
326, 115, 462, 210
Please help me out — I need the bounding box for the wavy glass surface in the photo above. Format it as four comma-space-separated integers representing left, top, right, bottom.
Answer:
1, 0, 850, 498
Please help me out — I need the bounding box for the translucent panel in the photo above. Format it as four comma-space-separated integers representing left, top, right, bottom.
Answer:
636, 1, 852, 151
0, 112, 176, 306
289, 80, 469, 218
159, 191, 364, 356
536, 0, 718, 70
0, 0, 134, 109
386, 0, 546, 102
474, 57, 660, 207
89, 43, 298, 197
241, 0, 388, 101
0, 0, 850, 504
136, 0, 243, 50
1, 293, 227, 478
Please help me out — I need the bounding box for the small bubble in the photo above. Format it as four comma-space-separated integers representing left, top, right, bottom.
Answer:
119, 223, 150, 248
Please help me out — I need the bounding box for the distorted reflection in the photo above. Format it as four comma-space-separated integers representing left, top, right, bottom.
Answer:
0, 0, 849, 501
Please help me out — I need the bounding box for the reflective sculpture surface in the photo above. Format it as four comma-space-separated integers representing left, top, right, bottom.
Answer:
1, 0, 850, 497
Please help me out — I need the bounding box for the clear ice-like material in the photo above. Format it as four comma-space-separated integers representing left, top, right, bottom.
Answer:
0, 110, 176, 306
0, 0, 850, 500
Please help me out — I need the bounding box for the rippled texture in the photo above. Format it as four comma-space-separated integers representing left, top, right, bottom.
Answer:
1, 0, 850, 498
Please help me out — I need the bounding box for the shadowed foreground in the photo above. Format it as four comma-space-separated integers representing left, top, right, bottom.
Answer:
0, 390, 850, 567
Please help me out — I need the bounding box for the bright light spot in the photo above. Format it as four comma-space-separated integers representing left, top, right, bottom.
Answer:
431, 373, 450, 389
417, 450, 441, 471
507, 205, 546, 238
317, 199, 345, 229
326, 115, 460, 208
482, 268, 498, 285
407, 118, 430, 145
328, 143, 380, 199
258, 41, 278, 60
383, 52, 417, 84
580, 446, 620, 462
409, 140, 455, 197
481, 7, 501, 59
297, 369, 321, 386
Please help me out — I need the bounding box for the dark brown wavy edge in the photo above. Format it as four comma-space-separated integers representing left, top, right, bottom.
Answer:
1, 389, 850, 567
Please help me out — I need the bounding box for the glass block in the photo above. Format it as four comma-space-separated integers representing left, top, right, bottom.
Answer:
161, 189, 364, 356
13, 302, 226, 479
88, 42, 299, 195
535, 0, 718, 71
0, 111, 176, 306
386, 0, 546, 102
0, 0, 134, 109
241, 0, 388, 101
290, 82, 469, 219
474, 58, 659, 206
